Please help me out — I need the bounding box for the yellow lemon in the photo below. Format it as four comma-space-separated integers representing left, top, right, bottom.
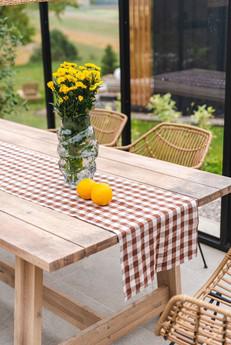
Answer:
91, 183, 113, 206
76, 178, 96, 200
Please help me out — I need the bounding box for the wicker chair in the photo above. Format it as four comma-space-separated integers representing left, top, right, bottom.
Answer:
156, 248, 231, 345
118, 122, 212, 169
90, 108, 127, 147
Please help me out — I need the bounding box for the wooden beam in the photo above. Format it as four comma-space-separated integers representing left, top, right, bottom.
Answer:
0, 260, 102, 330
1, 259, 169, 345
43, 286, 102, 330
208, 0, 228, 8
157, 266, 182, 298
59, 286, 169, 345
0, 260, 14, 287
14, 257, 43, 345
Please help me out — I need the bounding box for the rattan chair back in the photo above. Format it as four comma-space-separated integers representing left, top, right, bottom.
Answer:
127, 123, 212, 169
90, 108, 127, 147
156, 249, 231, 345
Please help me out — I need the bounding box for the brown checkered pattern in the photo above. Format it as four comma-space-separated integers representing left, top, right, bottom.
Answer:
0, 141, 198, 300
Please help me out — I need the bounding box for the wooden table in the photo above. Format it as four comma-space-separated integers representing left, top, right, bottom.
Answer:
0, 119, 231, 345
154, 69, 225, 103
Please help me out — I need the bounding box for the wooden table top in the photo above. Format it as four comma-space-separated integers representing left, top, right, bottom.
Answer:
154, 69, 225, 103
0, 119, 230, 273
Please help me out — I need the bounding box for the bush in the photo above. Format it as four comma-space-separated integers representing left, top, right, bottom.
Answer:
191, 105, 215, 129
101, 44, 117, 75
0, 18, 24, 117
30, 29, 79, 63
0, 6, 35, 45
147, 93, 181, 122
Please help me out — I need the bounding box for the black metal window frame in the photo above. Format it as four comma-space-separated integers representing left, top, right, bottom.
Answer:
39, 0, 231, 252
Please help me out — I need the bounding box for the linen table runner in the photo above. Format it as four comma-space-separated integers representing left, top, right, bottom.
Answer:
0, 141, 198, 300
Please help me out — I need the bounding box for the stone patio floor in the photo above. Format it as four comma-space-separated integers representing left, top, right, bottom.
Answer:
0, 243, 225, 345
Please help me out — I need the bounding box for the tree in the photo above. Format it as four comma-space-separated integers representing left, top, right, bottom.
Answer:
49, 0, 78, 18
0, 1, 78, 46
0, 6, 35, 45
30, 29, 80, 63
101, 45, 117, 75
0, 18, 24, 117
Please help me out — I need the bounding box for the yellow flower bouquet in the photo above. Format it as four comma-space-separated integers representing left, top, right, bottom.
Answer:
48, 61, 103, 186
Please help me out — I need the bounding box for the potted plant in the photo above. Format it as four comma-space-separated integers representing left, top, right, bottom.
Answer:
48, 61, 103, 186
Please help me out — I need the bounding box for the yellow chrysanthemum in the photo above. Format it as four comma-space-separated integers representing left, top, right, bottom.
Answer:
57, 77, 66, 84
66, 75, 77, 83
90, 81, 103, 91
85, 63, 101, 71
76, 81, 87, 89
67, 85, 78, 92
63, 61, 77, 67
52, 61, 102, 105
47, 81, 55, 91
59, 85, 69, 94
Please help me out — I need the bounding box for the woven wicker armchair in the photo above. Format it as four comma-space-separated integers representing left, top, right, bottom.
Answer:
118, 122, 212, 169
90, 108, 127, 147
156, 248, 231, 345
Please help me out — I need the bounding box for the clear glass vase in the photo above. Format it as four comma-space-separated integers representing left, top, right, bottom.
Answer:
57, 112, 98, 187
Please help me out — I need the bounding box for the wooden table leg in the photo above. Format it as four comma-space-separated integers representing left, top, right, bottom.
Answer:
157, 266, 182, 298
14, 257, 43, 345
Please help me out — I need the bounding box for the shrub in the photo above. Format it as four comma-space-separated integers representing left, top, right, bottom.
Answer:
0, 18, 24, 117
101, 45, 117, 75
147, 93, 181, 122
191, 105, 215, 129
0, 6, 35, 45
30, 29, 79, 63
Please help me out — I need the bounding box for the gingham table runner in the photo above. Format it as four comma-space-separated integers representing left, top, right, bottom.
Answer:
0, 141, 198, 300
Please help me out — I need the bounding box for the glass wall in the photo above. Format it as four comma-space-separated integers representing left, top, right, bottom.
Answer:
129, 0, 228, 241
152, 0, 228, 239
153, 0, 226, 116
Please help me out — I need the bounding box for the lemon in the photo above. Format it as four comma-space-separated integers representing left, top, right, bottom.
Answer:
76, 178, 96, 200
91, 183, 113, 206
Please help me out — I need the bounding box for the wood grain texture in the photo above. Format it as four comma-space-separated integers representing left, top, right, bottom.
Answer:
0, 122, 230, 207
0, 260, 103, 330
59, 286, 169, 345
0, 191, 117, 257
130, 0, 153, 106
0, 120, 231, 270
99, 146, 231, 190
0, 211, 85, 272
157, 266, 182, 298
14, 257, 43, 345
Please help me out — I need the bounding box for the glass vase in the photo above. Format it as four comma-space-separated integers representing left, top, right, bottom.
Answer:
57, 112, 98, 187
